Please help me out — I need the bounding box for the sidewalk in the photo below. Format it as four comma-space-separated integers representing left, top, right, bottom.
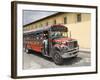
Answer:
79, 48, 90, 53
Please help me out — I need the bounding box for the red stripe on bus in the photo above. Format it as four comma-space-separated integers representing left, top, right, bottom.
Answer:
27, 43, 43, 53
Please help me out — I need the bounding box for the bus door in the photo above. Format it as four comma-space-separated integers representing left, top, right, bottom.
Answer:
43, 31, 49, 56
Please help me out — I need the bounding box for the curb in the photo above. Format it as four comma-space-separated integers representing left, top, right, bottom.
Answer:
79, 48, 90, 53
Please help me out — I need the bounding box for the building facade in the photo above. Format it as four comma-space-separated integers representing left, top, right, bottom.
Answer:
23, 12, 91, 49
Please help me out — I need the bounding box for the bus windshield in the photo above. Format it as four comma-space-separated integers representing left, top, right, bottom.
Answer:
50, 31, 68, 38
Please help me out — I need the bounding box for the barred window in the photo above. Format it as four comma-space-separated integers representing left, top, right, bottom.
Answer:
46, 22, 48, 26
64, 17, 67, 24
53, 20, 56, 24
77, 14, 81, 22
40, 24, 42, 27
35, 25, 37, 29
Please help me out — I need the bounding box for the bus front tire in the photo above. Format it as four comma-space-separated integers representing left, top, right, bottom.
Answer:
52, 51, 63, 65
72, 54, 78, 58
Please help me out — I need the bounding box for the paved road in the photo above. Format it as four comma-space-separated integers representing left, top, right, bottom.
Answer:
23, 50, 91, 70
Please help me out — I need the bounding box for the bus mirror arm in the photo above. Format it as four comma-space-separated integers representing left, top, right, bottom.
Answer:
70, 31, 71, 38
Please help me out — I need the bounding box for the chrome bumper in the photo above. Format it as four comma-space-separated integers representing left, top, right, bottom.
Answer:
61, 47, 79, 58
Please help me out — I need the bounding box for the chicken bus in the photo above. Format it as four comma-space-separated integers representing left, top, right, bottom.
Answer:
23, 24, 79, 65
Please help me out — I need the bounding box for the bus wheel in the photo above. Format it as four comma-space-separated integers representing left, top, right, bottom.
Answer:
41, 48, 45, 56
52, 51, 63, 65
25, 48, 31, 54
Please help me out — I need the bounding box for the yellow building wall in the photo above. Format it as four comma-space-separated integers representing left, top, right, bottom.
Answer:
65, 21, 91, 49
60, 13, 91, 49
24, 13, 91, 49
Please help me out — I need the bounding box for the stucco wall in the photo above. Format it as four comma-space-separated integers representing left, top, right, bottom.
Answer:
24, 13, 91, 49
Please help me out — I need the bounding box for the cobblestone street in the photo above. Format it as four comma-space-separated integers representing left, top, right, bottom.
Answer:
23, 50, 91, 70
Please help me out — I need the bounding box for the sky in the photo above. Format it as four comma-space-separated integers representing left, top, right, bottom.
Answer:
23, 10, 57, 25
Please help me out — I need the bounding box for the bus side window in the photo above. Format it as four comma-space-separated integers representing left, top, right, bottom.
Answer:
35, 36, 38, 45
39, 34, 42, 46
32, 36, 35, 43
37, 36, 40, 45
34, 36, 37, 45
41, 34, 43, 40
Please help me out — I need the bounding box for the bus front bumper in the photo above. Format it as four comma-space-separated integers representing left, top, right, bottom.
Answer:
61, 47, 79, 58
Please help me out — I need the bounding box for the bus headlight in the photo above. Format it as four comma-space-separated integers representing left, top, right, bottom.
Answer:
62, 41, 66, 44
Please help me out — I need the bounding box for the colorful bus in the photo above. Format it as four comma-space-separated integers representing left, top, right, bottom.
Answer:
23, 24, 79, 65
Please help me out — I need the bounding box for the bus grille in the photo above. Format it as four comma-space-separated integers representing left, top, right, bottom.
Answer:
68, 41, 77, 49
